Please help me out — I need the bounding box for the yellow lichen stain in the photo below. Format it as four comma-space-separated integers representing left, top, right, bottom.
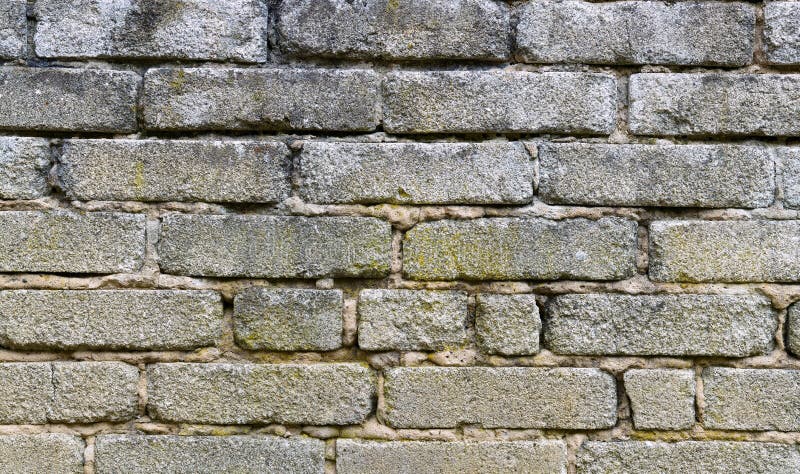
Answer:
386, 0, 400, 12
169, 69, 187, 91
131, 161, 146, 198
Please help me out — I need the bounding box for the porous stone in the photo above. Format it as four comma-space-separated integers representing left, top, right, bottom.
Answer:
517, 1, 754, 66
158, 215, 391, 278
50, 362, 139, 423
357, 290, 468, 351
403, 217, 637, 281
277, 0, 510, 61
543, 294, 776, 356
34, 0, 268, 62
0, 290, 223, 350
143, 68, 380, 132
383, 71, 616, 134
147, 363, 375, 425
0, 137, 50, 200
764, 3, 800, 65
0, 67, 139, 133
0, 434, 84, 474
0, 1, 25, 59
629, 74, 800, 137
538, 143, 774, 208
234, 288, 343, 352
298, 142, 533, 205
0, 211, 146, 274
624, 369, 696, 430
786, 302, 800, 356
59, 139, 291, 203
0, 363, 51, 423
383, 367, 616, 429
778, 148, 800, 209
95, 435, 325, 474
649, 220, 800, 282
475, 294, 540, 356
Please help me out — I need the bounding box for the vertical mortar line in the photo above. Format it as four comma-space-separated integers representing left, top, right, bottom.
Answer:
615, 71, 631, 140
287, 138, 303, 200
390, 227, 404, 282
694, 365, 704, 425
47, 139, 64, 199
24, 0, 36, 64
508, 0, 520, 64
375, 369, 387, 426
636, 223, 649, 275
220, 298, 237, 355
776, 307, 788, 354
564, 433, 585, 474
83, 435, 96, 474
754, 1, 766, 66
136, 363, 148, 417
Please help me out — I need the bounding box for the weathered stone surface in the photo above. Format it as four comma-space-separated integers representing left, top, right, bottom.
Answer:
50, 362, 139, 423
0, 211, 146, 274
538, 143, 774, 208
34, 0, 268, 62
0, 1, 25, 59
0, 137, 50, 200
649, 220, 800, 282
143, 68, 380, 132
517, 1, 754, 66
0, 290, 223, 350
0, 67, 139, 133
148, 363, 375, 425
277, 0, 509, 61
578, 441, 800, 473
0, 363, 51, 423
234, 288, 343, 351
629, 74, 800, 137
95, 435, 325, 474
624, 369, 695, 430
357, 290, 468, 351
544, 294, 776, 356
337, 440, 568, 474
403, 217, 637, 281
298, 142, 533, 205
786, 302, 800, 356
778, 148, 800, 209
158, 215, 391, 278
383, 367, 616, 429
764, 3, 800, 65
0, 434, 84, 474
383, 71, 616, 134
475, 294, 540, 356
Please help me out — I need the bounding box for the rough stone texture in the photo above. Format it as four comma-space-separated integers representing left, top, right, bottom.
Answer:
577, 441, 800, 474
786, 302, 800, 356
34, 0, 268, 62
50, 362, 139, 423
0, 363, 51, 423
298, 142, 533, 205
0, 290, 223, 350
629, 74, 800, 137
517, 1, 754, 66
383, 367, 616, 429
764, 3, 800, 65
0, 67, 139, 133
147, 363, 375, 425
357, 290, 468, 351
59, 139, 291, 203
649, 220, 800, 283
538, 143, 774, 208
403, 217, 637, 281
383, 71, 616, 134
143, 68, 380, 132
234, 288, 343, 351
0, 1, 25, 59
0, 137, 50, 200
703, 367, 800, 431
95, 435, 325, 474
277, 0, 509, 61
337, 440, 568, 474
544, 294, 776, 356
0, 211, 146, 274
158, 215, 391, 278
778, 148, 800, 209
0, 434, 84, 474
624, 369, 695, 430
475, 294, 540, 356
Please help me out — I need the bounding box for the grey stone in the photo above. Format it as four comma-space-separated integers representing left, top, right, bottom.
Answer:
95, 435, 325, 474
383, 71, 616, 134
147, 363, 375, 425
624, 369, 695, 430
0, 290, 223, 350
475, 294, 540, 356
517, 1, 754, 66
0, 1, 25, 59
786, 302, 800, 356
234, 288, 343, 351
50, 362, 139, 423
0, 211, 146, 274
577, 441, 800, 474
337, 440, 567, 474
158, 215, 391, 278
544, 294, 776, 356
357, 290, 468, 351
298, 142, 533, 205
0, 137, 50, 200
0, 67, 139, 133
403, 217, 637, 281
59, 139, 291, 203
383, 367, 616, 429
649, 220, 800, 282
778, 148, 800, 208
0, 363, 51, 423
764, 3, 800, 65
277, 0, 510, 61
538, 143, 774, 208
0, 434, 84, 474
34, 0, 268, 62
143, 67, 380, 132
629, 73, 800, 137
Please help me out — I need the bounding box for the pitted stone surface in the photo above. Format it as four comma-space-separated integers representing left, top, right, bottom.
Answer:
786, 302, 800, 356
0, 434, 84, 474
764, 3, 800, 65
625, 369, 696, 430
0, 137, 50, 200
49, 362, 139, 423
0, 1, 25, 59
475, 294, 541, 356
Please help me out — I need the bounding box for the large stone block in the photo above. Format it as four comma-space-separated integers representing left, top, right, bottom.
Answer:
475, 294, 540, 356
50, 362, 139, 423
0, 435, 84, 474
624, 369, 696, 430
0, 1, 26, 59
764, 3, 800, 65
0, 137, 50, 200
